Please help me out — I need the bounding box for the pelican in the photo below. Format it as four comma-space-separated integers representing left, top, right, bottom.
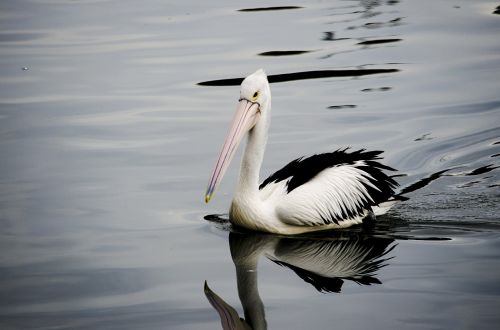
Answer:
205, 69, 402, 235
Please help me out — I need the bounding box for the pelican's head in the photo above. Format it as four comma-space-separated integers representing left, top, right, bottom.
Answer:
239, 68, 271, 112
205, 69, 270, 203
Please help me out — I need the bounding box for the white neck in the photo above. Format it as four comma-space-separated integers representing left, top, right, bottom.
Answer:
235, 100, 270, 198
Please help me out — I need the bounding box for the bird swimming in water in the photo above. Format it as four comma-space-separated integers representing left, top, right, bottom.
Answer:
205, 69, 403, 235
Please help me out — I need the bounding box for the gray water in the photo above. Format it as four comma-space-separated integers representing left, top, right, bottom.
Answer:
1, 0, 499, 329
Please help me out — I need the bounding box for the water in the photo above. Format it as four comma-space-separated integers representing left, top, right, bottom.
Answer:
0, 0, 499, 329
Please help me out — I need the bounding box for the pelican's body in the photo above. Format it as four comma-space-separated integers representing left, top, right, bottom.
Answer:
206, 69, 401, 235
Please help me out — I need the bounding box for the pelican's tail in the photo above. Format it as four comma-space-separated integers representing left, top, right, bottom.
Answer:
372, 194, 407, 216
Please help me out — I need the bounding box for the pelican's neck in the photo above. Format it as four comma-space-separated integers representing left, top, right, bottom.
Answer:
235, 264, 267, 330
230, 233, 275, 330
236, 101, 270, 198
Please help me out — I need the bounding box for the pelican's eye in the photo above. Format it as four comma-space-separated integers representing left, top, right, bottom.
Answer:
251, 91, 260, 102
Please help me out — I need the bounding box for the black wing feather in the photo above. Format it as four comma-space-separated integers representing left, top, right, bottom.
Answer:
270, 237, 395, 293
259, 148, 399, 209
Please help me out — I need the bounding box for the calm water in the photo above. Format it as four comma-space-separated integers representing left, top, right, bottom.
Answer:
1, 0, 499, 329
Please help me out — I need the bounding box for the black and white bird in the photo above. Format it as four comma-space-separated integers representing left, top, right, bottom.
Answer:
205, 69, 402, 235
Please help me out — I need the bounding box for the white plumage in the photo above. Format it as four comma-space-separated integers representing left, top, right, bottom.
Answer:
205, 69, 402, 235
276, 166, 383, 227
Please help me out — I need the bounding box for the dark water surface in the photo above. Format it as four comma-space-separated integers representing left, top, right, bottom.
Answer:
1, 0, 499, 329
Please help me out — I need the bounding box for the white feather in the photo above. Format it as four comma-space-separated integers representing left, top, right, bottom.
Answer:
274, 164, 378, 227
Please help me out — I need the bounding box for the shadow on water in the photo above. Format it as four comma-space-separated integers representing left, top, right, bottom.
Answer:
204, 229, 396, 330
397, 163, 499, 197
321, 32, 350, 41
357, 38, 402, 45
197, 69, 399, 86
257, 50, 315, 57
238, 6, 303, 13
257, 39, 401, 59
361, 86, 391, 92
327, 104, 357, 110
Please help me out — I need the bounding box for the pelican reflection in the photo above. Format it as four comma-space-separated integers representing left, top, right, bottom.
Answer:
205, 231, 395, 330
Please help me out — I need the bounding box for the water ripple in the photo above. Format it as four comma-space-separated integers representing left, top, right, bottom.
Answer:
198, 68, 399, 86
